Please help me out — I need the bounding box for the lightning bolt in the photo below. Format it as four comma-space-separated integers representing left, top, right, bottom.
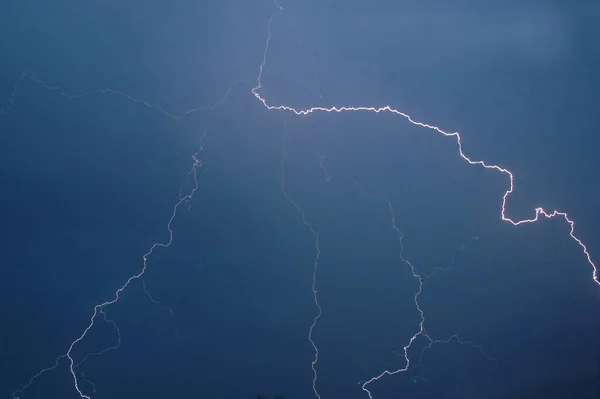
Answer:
71, 309, 122, 394
250, 2, 598, 398
10, 131, 207, 399
343, 175, 497, 398
253, 3, 597, 287
4, 1, 598, 398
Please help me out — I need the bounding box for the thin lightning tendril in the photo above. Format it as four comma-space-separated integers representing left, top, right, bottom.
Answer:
11, 132, 207, 399
280, 119, 323, 399
419, 235, 479, 280
141, 276, 183, 343
3, 1, 598, 398
317, 157, 493, 390
345, 175, 496, 397
1, 69, 248, 119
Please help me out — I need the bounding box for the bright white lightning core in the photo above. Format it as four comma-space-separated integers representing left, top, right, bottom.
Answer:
252, 4, 598, 285
5, 1, 598, 399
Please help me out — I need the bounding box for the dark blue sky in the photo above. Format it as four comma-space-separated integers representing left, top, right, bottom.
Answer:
1, 1, 599, 398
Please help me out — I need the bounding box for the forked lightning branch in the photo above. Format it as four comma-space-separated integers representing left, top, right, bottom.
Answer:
5, 1, 598, 399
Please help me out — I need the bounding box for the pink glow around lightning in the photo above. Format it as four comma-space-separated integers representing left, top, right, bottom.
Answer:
5, 1, 598, 398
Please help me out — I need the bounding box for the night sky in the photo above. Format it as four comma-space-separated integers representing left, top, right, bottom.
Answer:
1, 1, 600, 398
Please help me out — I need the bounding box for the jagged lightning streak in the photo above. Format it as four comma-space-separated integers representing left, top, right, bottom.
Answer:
11, 294, 124, 399
252, 4, 598, 285
410, 334, 497, 385
318, 156, 494, 388
252, 1, 598, 397
71, 309, 123, 394
280, 119, 323, 399
11, 132, 207, 399
254, 6, 600, 286
345, 175, 496, 397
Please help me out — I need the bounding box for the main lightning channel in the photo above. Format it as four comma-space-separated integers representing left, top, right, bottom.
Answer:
252, 3, 598, 289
